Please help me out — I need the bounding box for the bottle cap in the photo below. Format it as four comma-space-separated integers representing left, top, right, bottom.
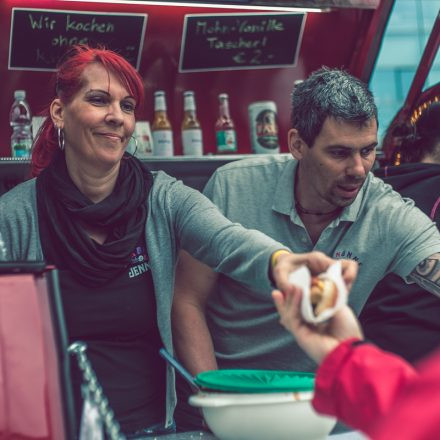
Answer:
14, 90, 26, 100
183, 91, 196, 111
154, 90, 167, 111
219, 93, 228, 100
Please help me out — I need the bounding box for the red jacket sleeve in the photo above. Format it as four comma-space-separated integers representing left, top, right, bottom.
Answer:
372, 349, 440, 440
312, 338, 417, 437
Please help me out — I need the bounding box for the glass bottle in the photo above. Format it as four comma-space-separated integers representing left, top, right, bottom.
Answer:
215, 93, 237, 154
10, 90, 33, 158
152, 90, 174, 156
181, 91, 203, 156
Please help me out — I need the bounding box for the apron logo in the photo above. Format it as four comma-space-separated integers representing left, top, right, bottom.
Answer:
128, 246, 150, 278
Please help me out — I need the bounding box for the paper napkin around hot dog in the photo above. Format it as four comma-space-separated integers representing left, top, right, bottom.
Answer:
287, 261, 348, 324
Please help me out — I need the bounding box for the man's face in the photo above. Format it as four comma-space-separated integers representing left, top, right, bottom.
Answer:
293, 116, 378, 209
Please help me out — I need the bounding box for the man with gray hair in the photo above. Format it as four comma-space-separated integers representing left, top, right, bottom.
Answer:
172, 67, 440, 430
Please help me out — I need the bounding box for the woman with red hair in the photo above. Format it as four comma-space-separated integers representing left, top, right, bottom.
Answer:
31, 45, 146, 177
0, 45, 353, 438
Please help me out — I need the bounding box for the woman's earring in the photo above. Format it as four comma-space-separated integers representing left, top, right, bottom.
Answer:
130, 135, 138, 157
57, 127, 65, 150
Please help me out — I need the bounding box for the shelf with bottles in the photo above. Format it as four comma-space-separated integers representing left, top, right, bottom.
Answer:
148, 89, 284, 157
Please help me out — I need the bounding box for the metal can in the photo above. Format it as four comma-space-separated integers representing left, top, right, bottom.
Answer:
248, 101, 280, 154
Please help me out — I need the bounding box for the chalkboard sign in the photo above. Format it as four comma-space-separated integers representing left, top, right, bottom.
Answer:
8, 8, 147, 71
179, 13, 306, 72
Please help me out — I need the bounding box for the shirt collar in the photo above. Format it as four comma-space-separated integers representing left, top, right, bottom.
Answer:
272, 159, 370, 223
272, 159, 297, 216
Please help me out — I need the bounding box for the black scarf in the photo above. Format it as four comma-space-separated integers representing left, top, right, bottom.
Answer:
36, 151, 153, 287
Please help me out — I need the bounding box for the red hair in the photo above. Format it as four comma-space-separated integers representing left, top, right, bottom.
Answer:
31, 45, 144, 176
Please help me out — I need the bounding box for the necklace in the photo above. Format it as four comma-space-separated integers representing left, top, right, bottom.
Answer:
295, 201, 341, 216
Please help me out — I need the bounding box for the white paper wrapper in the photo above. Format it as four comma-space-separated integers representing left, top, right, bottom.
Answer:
287, 261, 348, 324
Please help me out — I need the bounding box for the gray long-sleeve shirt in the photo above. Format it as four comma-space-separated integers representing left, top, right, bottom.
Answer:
0, 170, 287, 427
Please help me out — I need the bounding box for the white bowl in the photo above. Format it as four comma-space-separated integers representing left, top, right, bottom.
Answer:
189, 391, 336, 440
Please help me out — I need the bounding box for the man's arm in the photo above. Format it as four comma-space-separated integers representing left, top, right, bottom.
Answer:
409, 252, 440, 297
172, 250, 219, 375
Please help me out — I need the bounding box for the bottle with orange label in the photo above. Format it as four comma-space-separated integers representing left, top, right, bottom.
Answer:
215, 93, 237, 154
181, 91, 203, 156
152, 90, 174, 156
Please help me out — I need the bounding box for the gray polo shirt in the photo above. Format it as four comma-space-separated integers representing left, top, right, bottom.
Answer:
204, 155, 440, 372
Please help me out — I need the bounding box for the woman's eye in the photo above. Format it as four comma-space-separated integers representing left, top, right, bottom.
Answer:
122, 101, 136, 113
88, 95, 106, 105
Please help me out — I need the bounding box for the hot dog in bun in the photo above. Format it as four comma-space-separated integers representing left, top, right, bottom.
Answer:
310, 276, 338, 316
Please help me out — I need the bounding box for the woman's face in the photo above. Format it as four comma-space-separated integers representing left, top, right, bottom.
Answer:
52, 62, 136, 171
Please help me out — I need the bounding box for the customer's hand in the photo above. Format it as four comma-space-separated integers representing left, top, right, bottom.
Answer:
272, 251, 359, 295
272, 288, 363, 364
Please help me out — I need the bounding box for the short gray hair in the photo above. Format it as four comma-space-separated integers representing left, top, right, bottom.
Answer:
291, 67, 378, 147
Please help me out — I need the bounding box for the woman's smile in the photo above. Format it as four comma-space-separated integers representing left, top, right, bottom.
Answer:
95, 131, 124, 142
